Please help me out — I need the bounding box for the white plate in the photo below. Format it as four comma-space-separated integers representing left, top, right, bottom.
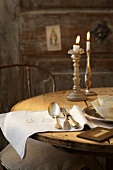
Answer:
82, 106, 113, 124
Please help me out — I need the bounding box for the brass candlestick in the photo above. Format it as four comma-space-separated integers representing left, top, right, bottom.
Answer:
67, 49, 87, 101
85, 50, 96, 95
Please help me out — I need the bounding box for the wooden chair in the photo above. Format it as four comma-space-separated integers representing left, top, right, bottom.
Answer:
0, 63, 56, 151
0, 64, 56, 170
0, 64, 56, 113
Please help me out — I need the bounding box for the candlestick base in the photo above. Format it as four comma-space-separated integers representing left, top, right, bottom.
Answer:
67, 90, 87, 101
85, 89, 96, 96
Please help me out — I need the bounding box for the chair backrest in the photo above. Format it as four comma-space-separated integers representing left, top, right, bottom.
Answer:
0, 64, 56, 113
0, 161, 3, 170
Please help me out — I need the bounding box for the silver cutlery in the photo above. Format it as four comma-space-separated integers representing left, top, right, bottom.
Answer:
63, 114, 71, 130
60, 107, 80, 129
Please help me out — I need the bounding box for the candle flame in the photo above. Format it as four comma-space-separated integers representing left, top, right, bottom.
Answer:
87, 32, 90, 41
76, 35, 80, 44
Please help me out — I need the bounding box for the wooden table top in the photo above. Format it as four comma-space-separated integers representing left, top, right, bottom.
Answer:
11, 88, 113, 165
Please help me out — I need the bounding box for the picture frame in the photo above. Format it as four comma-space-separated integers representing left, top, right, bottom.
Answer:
46, 25, 62, 51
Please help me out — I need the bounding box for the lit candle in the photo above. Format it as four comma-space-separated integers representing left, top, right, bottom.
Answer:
86, 32, 90, 51
73, 35, 80, 53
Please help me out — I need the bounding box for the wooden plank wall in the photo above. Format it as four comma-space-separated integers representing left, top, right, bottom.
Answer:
19, 5, 113, 91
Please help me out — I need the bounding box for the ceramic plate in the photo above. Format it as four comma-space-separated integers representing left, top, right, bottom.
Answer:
82, 106, 113, 124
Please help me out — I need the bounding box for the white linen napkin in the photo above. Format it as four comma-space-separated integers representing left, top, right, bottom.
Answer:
70, 106, 113, 129
0, 106, 113, 159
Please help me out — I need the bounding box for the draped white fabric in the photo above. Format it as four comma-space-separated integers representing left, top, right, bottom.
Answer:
0, 106, 113, 159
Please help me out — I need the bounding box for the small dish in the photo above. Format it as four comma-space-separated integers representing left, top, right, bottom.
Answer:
91, 95, 113, 119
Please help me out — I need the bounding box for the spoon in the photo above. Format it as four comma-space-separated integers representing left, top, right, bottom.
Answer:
48, 102, 62, 129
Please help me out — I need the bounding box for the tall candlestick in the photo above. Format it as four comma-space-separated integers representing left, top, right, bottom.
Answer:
85, 31, 96, 96
86, 32, 90, 51
67, 47, 87, 101
73, 35, 80, 53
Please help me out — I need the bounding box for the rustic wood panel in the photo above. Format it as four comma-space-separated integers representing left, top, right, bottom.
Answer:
19, 0, 113, 12
0, 0, 20, 65
19, 10, 113, 56
19, 10, 113, 90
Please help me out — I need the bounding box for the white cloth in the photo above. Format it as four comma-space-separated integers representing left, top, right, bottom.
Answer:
0, 105, 113, 159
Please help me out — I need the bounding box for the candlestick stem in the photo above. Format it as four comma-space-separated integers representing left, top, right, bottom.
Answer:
85, 50, 96, 95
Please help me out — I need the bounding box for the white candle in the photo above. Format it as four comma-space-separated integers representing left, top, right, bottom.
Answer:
73, 35, 80, 53
86, 32, 90, 51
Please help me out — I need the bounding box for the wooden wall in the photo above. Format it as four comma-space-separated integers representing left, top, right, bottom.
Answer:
19, 1, 113, 92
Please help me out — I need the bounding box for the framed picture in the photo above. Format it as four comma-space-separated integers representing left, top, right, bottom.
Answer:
46, 25, 62, 51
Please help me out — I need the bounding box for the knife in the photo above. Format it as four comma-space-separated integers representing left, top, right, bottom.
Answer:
60, 107, 80, 129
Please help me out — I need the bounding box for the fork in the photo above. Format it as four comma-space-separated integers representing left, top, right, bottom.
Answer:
61, 106, 80, 129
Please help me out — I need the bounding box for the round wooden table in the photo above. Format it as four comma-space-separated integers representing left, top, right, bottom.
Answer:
11, 88, 113, 170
